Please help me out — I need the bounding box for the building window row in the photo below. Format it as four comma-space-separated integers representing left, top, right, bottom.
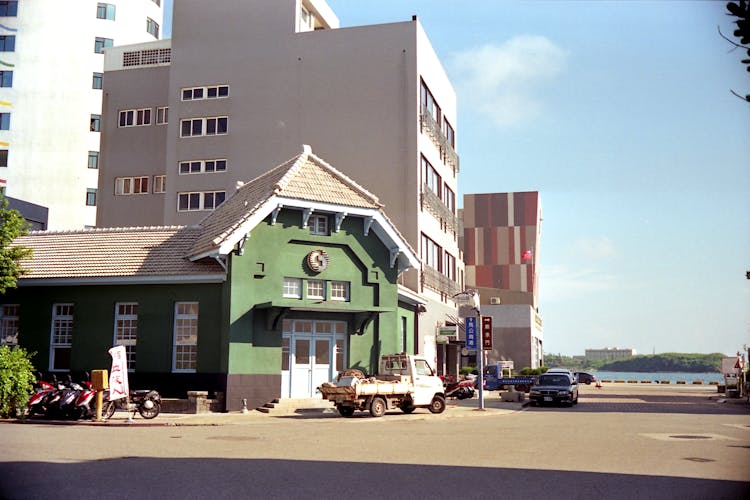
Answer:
182, 85, 230, 101
178, 190, 226, 211
116, 176, 149, 195
420, 78, 459, 173
283, 278, 350, 301
0, 1, 18, 17
179, 158, 227, 175
96, 3, 115, 20
6, 301, 199, 372
0, 35, 14, 52
180, 116, 228, 137
113, 175, 165, 196
119, 108, 152, 127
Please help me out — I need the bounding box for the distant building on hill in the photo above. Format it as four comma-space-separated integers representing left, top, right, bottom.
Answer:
585, 347, 637, 362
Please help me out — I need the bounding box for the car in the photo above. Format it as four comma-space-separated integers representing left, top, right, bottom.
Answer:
529, 372, 579, 407
575, 372, 597, 385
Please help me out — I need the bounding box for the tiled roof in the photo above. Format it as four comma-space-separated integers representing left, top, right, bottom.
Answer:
14, 226, 224, 281
191, 146, 384, 258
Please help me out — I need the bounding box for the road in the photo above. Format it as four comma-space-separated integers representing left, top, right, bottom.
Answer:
1, 385, 748, 499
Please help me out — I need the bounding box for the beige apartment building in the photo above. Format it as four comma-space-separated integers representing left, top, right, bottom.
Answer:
97, 0, 463, 362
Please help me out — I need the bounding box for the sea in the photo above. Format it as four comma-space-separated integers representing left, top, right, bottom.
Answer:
592, 371, 724, 384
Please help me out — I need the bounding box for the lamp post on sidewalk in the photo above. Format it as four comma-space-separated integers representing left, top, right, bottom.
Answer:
452, 289, 485, 410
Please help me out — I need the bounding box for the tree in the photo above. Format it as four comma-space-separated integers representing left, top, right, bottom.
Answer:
0, 196, 33, 294
721, 1, 750, 102
0, 345, 36, 418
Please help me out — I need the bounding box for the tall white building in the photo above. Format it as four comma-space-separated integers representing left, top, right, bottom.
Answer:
98, 0, 463, 362
0, 0, 163, 229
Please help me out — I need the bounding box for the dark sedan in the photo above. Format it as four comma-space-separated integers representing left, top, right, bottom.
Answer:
575, 372, 597, 385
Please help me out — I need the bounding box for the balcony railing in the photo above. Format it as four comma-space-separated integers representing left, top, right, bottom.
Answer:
422, 266, 460, 297
421, 184, 457, 234
420, 110, 460, 175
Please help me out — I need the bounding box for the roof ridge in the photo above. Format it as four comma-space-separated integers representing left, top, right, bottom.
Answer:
26, 225, 189, 236
272, 145, 311, 194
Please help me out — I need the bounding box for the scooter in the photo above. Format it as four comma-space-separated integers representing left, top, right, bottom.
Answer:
101, 388, 162, 420
442, 375, 476, 400
44, 375, 87, 420
21, 373, 59, 418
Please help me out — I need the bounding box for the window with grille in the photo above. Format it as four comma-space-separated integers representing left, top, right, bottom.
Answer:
114, 303, 138, 371
173, 302, 198, 372
309, 214, 328, 235
330, 282, 349, 302
307, 280, 325, 299
0, 304, 19, 346
283, 278, 302, 298
50, 304, 74, 371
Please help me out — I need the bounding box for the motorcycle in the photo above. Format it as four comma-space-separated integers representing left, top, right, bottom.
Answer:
442, 375, 476, 400
21, 373, 59, 418
101, 389, 162, 420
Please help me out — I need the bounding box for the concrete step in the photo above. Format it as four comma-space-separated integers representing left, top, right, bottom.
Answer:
255, 398, 334, 415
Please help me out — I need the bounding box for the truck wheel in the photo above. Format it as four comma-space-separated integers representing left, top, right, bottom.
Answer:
337, 405, 355, 417
428, 395, 446, 414
369, 397, 386, 417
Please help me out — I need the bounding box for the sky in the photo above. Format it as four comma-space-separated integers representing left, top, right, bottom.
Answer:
163, 1, 750, 357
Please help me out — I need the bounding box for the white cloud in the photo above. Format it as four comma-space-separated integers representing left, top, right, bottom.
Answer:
447, 36, 568, 128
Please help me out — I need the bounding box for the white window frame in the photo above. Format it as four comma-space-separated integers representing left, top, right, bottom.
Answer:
114, 302, 138, 372
153, 175, 166, 193
421, 233, 442, 271
181, 85, 229, 101
115, 176, 149, 195
119, 108, 151, 127
156, 106, 168, 125
307, 280, 325, 300
330, 282, 349, 302
283, 277, 302, 298
180, 116, 228, 137
173, 302, 198, 372
309, 214, 328, 235
0, 304, 19, 346
179, 159, 227, 175
177, 191, 226, 211
49, 303, 74, 371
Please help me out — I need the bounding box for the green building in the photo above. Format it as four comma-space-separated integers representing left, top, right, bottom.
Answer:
1, 146, 422, 411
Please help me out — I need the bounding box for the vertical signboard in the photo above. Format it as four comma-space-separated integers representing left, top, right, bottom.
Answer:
481, 316, 493, 350
465, 317, 477, 350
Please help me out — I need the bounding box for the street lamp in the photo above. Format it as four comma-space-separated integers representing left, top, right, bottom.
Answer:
452, 289, 485, 410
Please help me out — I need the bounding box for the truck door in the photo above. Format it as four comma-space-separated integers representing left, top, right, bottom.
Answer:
412, 358, 439, 406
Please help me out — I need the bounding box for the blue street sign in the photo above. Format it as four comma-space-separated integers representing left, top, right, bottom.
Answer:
465, 316, 477, 350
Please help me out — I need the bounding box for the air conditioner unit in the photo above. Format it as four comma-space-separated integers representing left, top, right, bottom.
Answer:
490, 297, 502, 305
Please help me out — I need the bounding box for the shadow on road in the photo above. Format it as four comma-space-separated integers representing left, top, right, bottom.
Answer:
1, 457, 748, 500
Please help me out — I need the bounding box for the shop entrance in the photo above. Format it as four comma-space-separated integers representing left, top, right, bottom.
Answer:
281, 319, 347, 399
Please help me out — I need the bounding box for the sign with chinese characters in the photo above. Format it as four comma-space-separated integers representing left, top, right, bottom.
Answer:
108, 345, 129, 401
465, 317, 477, 350
481, 316, 493, 349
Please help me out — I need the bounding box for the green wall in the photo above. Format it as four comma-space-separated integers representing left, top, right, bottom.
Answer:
225, 209, 409, 376
2, 283, 224, 374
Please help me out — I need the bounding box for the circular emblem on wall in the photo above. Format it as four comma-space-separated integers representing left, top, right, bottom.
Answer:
306, 249, 330, 273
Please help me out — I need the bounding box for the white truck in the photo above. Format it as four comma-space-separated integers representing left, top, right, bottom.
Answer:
318, 353, 446, 417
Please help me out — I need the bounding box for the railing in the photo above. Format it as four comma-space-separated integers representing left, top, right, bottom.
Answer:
421, 266, 460, 297
421, 184, 457, 234
420, 110, 460, 175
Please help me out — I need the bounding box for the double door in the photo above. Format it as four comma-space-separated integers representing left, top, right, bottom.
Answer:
281, 319, 347, 399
